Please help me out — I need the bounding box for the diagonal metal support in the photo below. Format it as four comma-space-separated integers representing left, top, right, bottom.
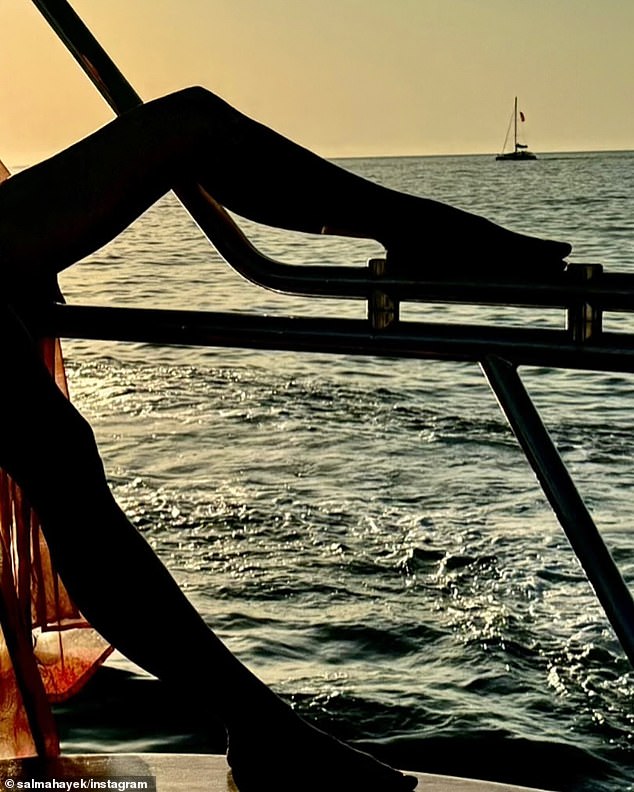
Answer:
481, 355, 634, 665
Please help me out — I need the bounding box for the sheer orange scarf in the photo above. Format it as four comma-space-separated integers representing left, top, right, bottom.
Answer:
0, 336, 112, 758
0, 337, 112, 758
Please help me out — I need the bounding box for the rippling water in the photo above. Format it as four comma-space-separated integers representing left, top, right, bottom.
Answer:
47, 150, 634, 790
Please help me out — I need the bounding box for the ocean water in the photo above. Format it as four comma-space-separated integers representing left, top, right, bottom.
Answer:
46, 150, 634, 790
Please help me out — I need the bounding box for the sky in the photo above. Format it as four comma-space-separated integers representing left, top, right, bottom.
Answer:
1, 0, 633, 165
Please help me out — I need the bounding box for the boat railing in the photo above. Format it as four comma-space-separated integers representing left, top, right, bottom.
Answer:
30, 0, 634, 669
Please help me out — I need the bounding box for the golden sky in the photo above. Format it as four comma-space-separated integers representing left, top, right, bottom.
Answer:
1, 0, 633, 165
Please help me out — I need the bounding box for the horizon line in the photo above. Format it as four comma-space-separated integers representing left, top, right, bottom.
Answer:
6, 145, 632, 171
332, 146, 634, 161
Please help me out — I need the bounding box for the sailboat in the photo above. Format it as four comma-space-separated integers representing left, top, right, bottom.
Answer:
496, 97, 537, 161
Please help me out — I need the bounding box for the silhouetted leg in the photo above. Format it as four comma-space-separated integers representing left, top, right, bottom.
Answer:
0, 304, 416, 791
0, 87, 569, 283
0, 85, 569, 790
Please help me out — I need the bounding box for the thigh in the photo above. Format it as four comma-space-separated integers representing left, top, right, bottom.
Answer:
0, 94, 198, 281
0, 140, 164, 283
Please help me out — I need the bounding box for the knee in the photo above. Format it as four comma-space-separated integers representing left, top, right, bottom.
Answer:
170, 85, 236, 118
50, 410, 104, 485
3, 402, 101, 489
162, 86, 243, 132
175, 85, 214, 103
60, 409, 100, 456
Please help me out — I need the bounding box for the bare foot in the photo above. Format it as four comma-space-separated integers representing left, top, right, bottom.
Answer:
384, 203, 572, 278
226, 713, 417, 791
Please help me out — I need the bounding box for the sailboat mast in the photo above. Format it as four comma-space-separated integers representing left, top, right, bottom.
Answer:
513, 96, 518, 152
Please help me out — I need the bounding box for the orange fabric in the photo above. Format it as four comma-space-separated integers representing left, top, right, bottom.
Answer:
0, 337, 112, 758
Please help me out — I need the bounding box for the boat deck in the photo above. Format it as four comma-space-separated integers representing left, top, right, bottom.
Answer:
0, 753, 555, 791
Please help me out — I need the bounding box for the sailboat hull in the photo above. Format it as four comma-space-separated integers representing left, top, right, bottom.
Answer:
496, 150, 537, 161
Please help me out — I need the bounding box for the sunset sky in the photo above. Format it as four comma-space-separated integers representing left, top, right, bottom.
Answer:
1, 0, 633, 165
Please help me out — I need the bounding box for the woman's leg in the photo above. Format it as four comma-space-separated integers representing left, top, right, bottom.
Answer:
0, 304, 416, 791
0, 87, 570, 284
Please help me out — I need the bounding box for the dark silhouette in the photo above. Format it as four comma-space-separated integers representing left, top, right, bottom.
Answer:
0, 87, 570, 791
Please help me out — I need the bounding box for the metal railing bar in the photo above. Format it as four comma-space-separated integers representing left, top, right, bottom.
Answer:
41, 303, 634, 374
